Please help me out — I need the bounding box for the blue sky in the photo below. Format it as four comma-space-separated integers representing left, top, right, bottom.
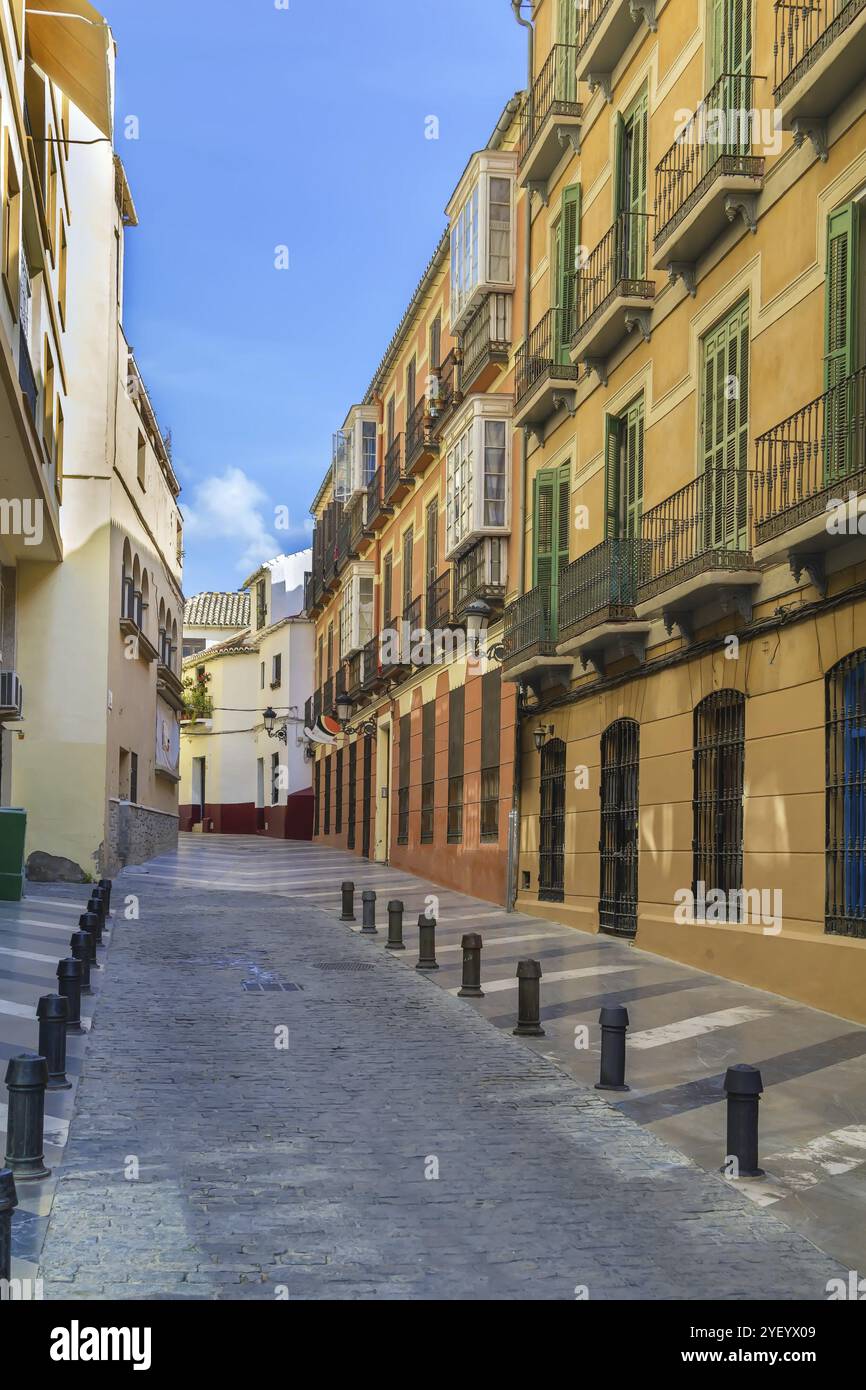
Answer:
105, 0, 526, 596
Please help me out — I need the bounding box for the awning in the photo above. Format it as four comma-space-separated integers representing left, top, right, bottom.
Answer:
25, 1, 112, 138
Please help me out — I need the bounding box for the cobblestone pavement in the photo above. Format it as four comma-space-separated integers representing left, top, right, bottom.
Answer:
38, 841, 844, 1300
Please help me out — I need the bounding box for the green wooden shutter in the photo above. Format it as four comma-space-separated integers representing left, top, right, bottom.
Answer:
604, 415, 621, 539
623, 90, 648, 279
559, 0, 577, 46
613, 111, 625, 218
533, 470, 555, 592
708, 0, 725, 84
825, 204, 860, 481
702, 299, 750, 551
622, 397, 645, 539
556, 184, 581, 362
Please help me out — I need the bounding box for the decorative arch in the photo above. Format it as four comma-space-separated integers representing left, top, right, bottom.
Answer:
826, 650, 866, 938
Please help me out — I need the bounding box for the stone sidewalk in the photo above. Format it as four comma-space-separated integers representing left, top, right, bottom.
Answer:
37, 841, 842, 1300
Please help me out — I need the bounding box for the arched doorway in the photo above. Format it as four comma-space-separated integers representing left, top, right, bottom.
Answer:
539, 737, 566, 902
599, 718, 640, 937
827, 650, 866, 937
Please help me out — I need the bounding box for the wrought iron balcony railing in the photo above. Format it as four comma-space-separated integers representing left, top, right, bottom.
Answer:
639, 463, 754, 598
573, 212, 653, 343
361, 635, 380, 690
430, 349, 460, 434
335, 666, 346, 701
304, 695, 314, 729
18, 329, 37, 419
346, 651, 362, 696
312, 687, 322, 723
515, 307, 577, 405
405, 397, 429, 470
460, 292, 511, 391
366, 465, 389, 527
773, 0, 864, 99
322, 676, 334, 714
503, 584, 556, 664
426, 572, 452, 630
384, 434, 410, 502
576, 0, 613, 56
518, 43, 582, 166
753, 366, 866, 543
559, 537, 643, 640
654, 73, 765, 248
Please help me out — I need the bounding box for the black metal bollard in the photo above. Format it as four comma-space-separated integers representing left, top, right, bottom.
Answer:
340, 882, 356, 922
723, 1064, 764, 1178
36, 995, 71, 1092
361, 890, 377, 935
386, 901, 405, 951
86, 895, 105, 945
56, 957, 83, 1030
3, 1055, 50, 1181
78, 913, 102, 970
70, 933, 92, 995
98, 879, 112, 915
0, 1169, 17, 1283
458, 934, 484, 997
513, 959, 545, 1037
416, 913, 439, 971
595, 1005, 630, 1092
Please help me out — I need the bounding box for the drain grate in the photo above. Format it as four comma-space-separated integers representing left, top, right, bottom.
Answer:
242, 982, 303, 993
314, 962, 375, 973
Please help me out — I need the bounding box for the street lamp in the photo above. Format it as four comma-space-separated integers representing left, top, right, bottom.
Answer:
533, 724, 554, 754
335, 692, 354, 724
263, 707, 288, 745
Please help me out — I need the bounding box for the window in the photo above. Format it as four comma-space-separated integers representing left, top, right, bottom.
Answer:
402, 528, 414, 615
260, 662, 265, 690
324, 755, 331, 831
826, 651, 866, 938
326, 622, 334, 677
42, 338, 54, 458
604, 397, 644, 541
406, 358, 416, 414
272, 752, 280, 806
430, 314, 441, 371
397, 713, 411, 844
55, 399, 64, 499
447, 152, 516, 329
386, 395, 396, 449
256, 579, 267, 630
137, 431, 147, 490
421, 700, 435, 843
444, 403, 512, 557
46, 137, 57, 258
129, 752, 139, 806
271, 653, 282, 688
481, 671, 501, 842
317, 634, 324, 687
599, 720, 640, 935
340, 566, 375, 657
347, 741, 357, 850
539, 739, 566, 903
615, 88, 648, 280
554, 184, 581, 361
447, 686, 465, 842
176, 519, 183, 566
532, 463, 571, 641
425, 498, 439, 602
314, 760, 321, 836
2, 134, 21, 318
383, 553, 393, 625
361, 420, 377, 486
702, 299, 749, 550
335, 748, 343, 835
58, 212, 68, 327
825, 203, 861, 482
693, 691, 746, 915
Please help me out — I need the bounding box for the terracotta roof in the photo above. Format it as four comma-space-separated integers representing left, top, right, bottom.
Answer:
184, 591, 250, 629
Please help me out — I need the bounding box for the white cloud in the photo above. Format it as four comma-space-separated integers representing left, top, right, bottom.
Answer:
183, 467, 307, 575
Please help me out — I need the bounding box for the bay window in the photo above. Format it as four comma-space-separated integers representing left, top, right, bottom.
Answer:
444, 396, 512, 558
447, 150, 517, 331
333, 405, 379, 500
339, 564, 375, 658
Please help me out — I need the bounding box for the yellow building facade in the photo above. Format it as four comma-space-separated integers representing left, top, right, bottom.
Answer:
503, 0, 866, 1021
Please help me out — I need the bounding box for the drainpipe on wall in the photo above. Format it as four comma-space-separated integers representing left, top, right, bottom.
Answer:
506, 0, 535, 912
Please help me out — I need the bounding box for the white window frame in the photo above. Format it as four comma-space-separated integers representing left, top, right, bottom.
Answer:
339, 562, 376, 657
446, 150, 517, 332
443, 395, 513, 559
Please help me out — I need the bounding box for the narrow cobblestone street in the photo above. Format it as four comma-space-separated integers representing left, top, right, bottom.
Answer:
32, 836, 845, 1300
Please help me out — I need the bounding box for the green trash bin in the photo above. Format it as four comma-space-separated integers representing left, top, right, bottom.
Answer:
0, 808, 27, 902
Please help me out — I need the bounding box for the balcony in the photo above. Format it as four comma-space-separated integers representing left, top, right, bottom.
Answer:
429, 349, 462, 438
405, 397, 439, 477
426, 572, 452, 631
557, 537, 650, 673
120, 578, 158, 661
304, 571, 313, 616
575, 0, 657, 89
753, 367, 866, 581
347, 494, 374, 554
514, 308, 579, 429
304, 695, 314, 729
336, 507, 358, 572
18, 329, 37, 421
346, 651, 363, 698
774, 0, 866, 139
157, 657, 185, 712
361, 635, 383, 693
379, 610, 415, 682
322, 677, 334, 716
637, 464, 760, 634
452, 537, 507, 623
570, 213, 654, 367
501, 585, 573, 683
365, 466, 393, 531
653, 74, 765, 273
313, 687, 322, 723
459, 293, 511, 395
384, 435, 414, 505
518, 43, 582, 190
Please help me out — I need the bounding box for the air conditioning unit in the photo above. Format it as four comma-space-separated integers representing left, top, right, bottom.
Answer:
0, 672, 23, 721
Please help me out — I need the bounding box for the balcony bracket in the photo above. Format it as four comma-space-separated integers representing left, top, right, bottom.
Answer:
582, 357, 608, 389
587, 72, 613, 105
789, 551, 827, 598
724, 588, 755, 625
624, 309, 652, 344
526, 180, 550, 208
791, 118, 828, 164
557, 125, 582, 156
524, 421, 546, 448
629, 0, 658, 31
580, 651, 607, 677
663, 610, 694, 644
725, 191, 759, 235
552, 390, 578, 419
667, 261, 697, 298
